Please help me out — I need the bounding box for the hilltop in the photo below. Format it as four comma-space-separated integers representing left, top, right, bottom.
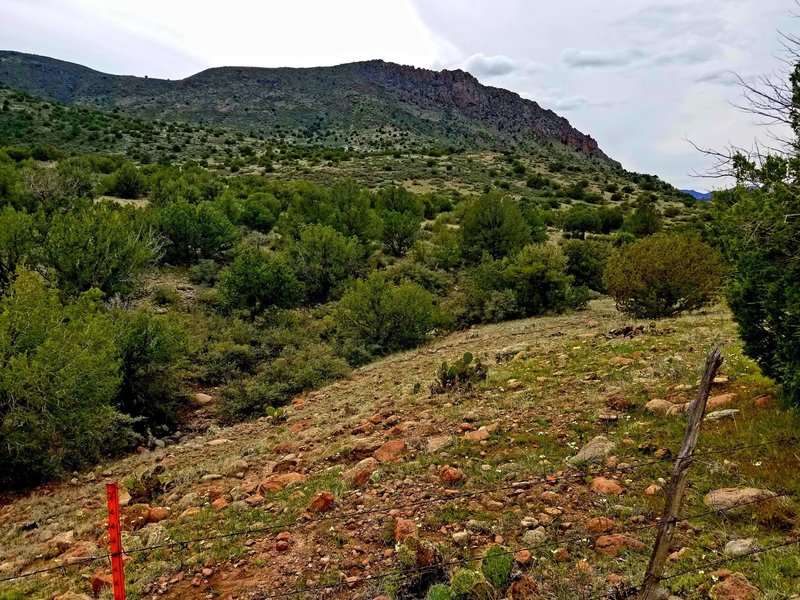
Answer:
0, 51, 611, 160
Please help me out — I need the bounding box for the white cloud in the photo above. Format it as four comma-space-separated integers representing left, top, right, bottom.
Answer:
460, 53, 546, 77
561, 47, 645, 69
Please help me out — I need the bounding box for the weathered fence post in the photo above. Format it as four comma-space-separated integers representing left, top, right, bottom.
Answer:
638, 348, 723, 599
106, 482, 127, 600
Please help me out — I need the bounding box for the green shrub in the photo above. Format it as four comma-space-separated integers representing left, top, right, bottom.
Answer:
625, 195, 663, 237
709, 186, 800, 405
151, 285, 180, 306
381, 210, 421, 257
157, 199, 237, 263
460, 192, 530, 261
0, 269, 136, 489
335, 273, 442, 363
44, 203, 158, 297
218, 342, 349, 421
0, 205, 35, 289
293, 223, 363, 302
562, 205, 601, 239
604, 232, 725, 318
505, 244, 581, 316
562, 239, 611, 292
240, 191, 280, 233
112, 308, 187, 426
217, 245, 303, 316
106, 162, 146, 199
188, 259, 220, 285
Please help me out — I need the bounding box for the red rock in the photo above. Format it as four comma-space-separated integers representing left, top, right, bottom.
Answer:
191, 576, 202, 587
591, 477, 623, 496
459, 422, 473, 432
276, 531, 291, 541
290, 419, 310, 433
438, 465, 464, 484
595, 534, 646, 557
707, 393, 736, 410
586, 517, 616, 535
344, 457, 379, 487
276, 540, 290, 552
710, 572, 759, 600
203, 486, 224, 500
148, 506, 169, 523
122, 504, 151, 530
393, 517, 417, 541
373, 440, 406, 463
644, 484, 662, 496
552, 547, 570, 562
244, 494, 264, 506
90, 568, 113, 597
509, 575, 538, 599
514, 549, 532, 565
307, 491, 335, 512
754, 395, 777, 409
261, 472, 307, 492
274, 442, 293, 453
369, 413, 383, 424
211, 498, 228, 510
464, 427, 490, 441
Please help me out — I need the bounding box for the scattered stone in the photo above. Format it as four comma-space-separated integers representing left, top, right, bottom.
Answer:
609, 356, 634, 366
438, 465, 464, 485
645, 484, 662, 496
426, 435, 453, 453
586, 517, 616, 535
54, 593, 92, 600
514, 550, 533, 565
91, 568, 113, 597
276, 540, 290, 552
123, 504, 151, 530
754, 395, 777, 409
201, 568, 213, 578
552, 547, 570, 562
521, 526, 547, 546
464, 427, 490, 442
211, 498, 228, 511
568, 436, 615, 466
307, 491, 335, 513
705, 409, 740, 421
506, 379, 525, 391
48, 530, 75, 556
178, 507, 201, 522
452, 530, 470, 545
148, 507, 169, 523
393, 518, 417, 541
344, 458, 379, 487
707, 393, 736, 410
595, 534, 646, 556
591, 477, 623, 496
60, 541, 100, 565
373, 440, 406, 463
261, 472, 307, 492
709, 572, 759, 600
703, 487, 778, 513
206, 438, 231, 446
724, 538, 757, 557
644, 399, 672, 416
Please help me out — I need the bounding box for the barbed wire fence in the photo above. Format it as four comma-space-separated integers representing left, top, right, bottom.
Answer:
1, 348, 799, 599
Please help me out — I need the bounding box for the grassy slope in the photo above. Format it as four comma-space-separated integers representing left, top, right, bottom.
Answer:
1, 299, 798, 599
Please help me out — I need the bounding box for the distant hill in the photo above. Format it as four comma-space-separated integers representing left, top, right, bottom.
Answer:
679, 189, 712, 200
0, 50, 615, 162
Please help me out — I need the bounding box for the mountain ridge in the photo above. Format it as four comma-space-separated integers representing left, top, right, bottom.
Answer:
0, 50, 615, 162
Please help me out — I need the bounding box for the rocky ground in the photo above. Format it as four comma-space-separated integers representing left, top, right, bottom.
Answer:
1, 299, 798, 600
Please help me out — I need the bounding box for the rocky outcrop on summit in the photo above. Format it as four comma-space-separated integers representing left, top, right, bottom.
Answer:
0, 51, 614, 161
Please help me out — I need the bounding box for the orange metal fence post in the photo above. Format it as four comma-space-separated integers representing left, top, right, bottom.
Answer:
106, 482, 127, 600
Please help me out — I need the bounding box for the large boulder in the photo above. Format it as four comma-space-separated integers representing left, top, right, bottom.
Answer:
703, 487, 777, 513
709, 572, 759, 600
568, 436, 615, 466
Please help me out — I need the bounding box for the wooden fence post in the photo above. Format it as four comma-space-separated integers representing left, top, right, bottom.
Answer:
106, 482, 127, 600
638, 348, 723, 599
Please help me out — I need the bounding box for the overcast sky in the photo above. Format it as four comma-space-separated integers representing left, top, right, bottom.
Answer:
1, 0, 796, 190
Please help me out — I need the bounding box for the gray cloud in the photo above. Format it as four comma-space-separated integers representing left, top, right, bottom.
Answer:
460, 53, 546, 77
694, 68, 739, 86
561, 47, 645, 68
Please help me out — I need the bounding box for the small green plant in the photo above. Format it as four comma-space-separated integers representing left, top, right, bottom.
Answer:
425, 583, 455, 600
449, 569, 493, 599
481, 545, 513, 591
430, 352, 487, 394
151, 284, 179, 306
264, 406, 287, 421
